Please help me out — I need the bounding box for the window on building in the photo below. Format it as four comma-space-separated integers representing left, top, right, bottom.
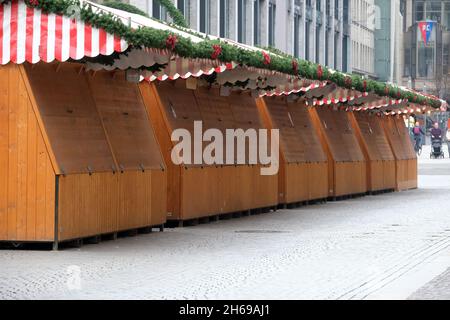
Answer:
306, 0, 312, 7
415, 1, 424, 22
294, 13, 300, 57
343, 0, 348, 23
443, 2, 450, 30
316, 25, 321, 63
363, 1, 367, 25
427, 2, 442, 13
334, 32, 338, 68
326, 0, 331, 16
177, 0, 190, 22
355, 42, 359, 70
317, 0, 321, 11
152, 0, 162, 19
400, 0, 406, 16
365, 46, 368, 72
220, 0, 229, 38
268, 2, 276, 46
404, 48, 411, 77
254, 0, 261, 45
342, 35, 348, 72
418, 44, 435, 78
352, 40, 355, 68
305, 21, 310, 60
335, 0, 339, 19
367, 46, 369, 72
177, 0, 185, 16
325, 30, 329, 66
426, 1, 442, 23
444, 44, 449, 74
238, 0, 247, 43
199, 0, 210, 33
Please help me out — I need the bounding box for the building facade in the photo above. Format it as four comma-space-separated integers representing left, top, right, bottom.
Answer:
127, 0, 351, 72
374, 0, 404, 84
402, 0, 450, 98
350, 0, 375, 78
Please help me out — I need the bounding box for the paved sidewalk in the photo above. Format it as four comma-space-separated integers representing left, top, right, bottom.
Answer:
409, 267, 450, 300
406, 144, 450, 300
1, 145, 450, 299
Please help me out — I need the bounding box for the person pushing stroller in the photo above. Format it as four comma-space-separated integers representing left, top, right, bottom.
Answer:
430, 122, 445, 159
431, 122, 442, 139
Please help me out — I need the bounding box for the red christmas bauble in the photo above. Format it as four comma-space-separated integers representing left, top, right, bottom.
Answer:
211, 44, 222, 59
292, 60, 298, 74
262, 51, 271, 65
317, 65, 323, 79
166, 34, 177, 50
344, 77, 352, 88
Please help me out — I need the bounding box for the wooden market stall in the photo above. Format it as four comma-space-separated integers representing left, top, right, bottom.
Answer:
1, 0, 442, 249
256, 96, 328, 205
0, 62, 167, 246
349, 112, 396, 193
382, 116, 418, 190
140, 80, 278, 223
310, 107, 367, 198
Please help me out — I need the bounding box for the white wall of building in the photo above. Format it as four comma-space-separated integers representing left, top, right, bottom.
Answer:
392, 0, 404, 84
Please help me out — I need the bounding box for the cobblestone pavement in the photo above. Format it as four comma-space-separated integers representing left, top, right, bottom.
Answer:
1, 146, 450, 299
406, 146, 450, 300
409, 267, 450, 299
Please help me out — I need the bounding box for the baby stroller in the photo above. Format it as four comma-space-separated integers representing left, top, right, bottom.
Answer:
430, 137, 445, 159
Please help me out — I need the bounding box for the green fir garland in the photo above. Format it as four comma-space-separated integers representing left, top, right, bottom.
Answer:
102, 1, 149, 18
21, 0, 442, 108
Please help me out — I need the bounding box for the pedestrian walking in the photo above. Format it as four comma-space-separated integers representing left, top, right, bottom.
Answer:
412, 121, 425, 155
446, 128, 450, 158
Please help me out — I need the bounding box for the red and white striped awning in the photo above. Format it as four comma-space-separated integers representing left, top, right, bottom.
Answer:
262, 80, 329, 97
305, 89, 369, 106
353, 98, 407, 111
0, 0, 128, 64
147, 63, 235, 81
85, 46, 237, 81
144, 57, 236, 81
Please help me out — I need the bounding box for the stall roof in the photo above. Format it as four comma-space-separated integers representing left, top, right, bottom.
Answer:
82, 0, 443, 110
0, 0, 444, 112
0, 0, 128, 64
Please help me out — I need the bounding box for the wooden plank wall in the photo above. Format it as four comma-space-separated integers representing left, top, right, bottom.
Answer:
381, 116, 417, 190
310, 107, 367, 197
287, 100, 328, 201
350, 112, 396, 191
139, 81, 186, 220
0, 64, 55, 241
58, 170, 166, 241
24, 63, 116, 174
395, 117, 417, 190
257, 96, 328, 204
88, 72, 164, 171
22, 63, 167, 240
226, 91, 278, 211
143, 80, 278, 220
